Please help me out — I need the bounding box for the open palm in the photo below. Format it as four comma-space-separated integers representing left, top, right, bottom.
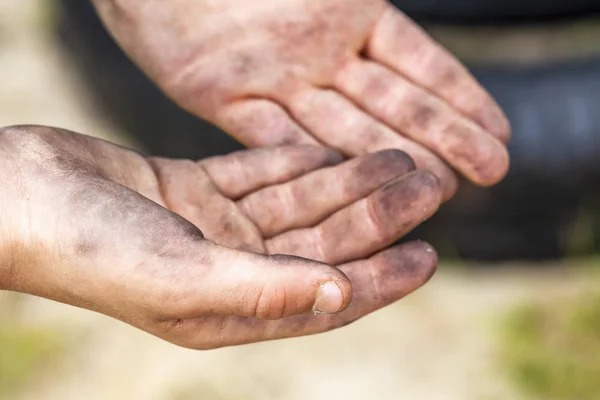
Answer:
94, 0, 510, 200
1, 126, 439, 349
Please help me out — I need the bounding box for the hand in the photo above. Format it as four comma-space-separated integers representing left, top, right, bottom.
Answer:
0, 125, 440, 349
92, 0, 510, 200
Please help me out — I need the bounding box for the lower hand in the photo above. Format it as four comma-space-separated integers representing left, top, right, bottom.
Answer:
0, 125, 440, 349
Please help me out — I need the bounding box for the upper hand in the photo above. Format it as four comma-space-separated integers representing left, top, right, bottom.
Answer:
93, 0, 510, 200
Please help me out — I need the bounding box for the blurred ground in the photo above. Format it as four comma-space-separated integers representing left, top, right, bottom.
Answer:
0, 1, 598, 399
0, 0, 136, 148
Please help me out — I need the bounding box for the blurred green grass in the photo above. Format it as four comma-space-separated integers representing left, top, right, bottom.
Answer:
0, 295, 65, 399
0, 327, 63, 397
501, 286, 600, 400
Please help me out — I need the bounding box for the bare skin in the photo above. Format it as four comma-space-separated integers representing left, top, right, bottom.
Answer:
0, 125, 440, 350
92, 0, 510, 200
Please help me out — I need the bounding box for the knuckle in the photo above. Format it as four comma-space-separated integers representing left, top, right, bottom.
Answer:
407, 101, 438, 131
237, 196, 256, 221
380, 87, 439, 134
275, 184, 296, 224
420, 44, 453, 77
377, 86, 404, 120
364, 197, 388, 244
250, 284, 288, 320
439, 121, 477, 161
434, 60, 462, 90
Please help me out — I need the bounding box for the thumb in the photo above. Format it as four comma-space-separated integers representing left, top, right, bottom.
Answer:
75, 178, 351, 322
41, 170, 351, 324
179, 242, 353, 320
201, 244, 353, 319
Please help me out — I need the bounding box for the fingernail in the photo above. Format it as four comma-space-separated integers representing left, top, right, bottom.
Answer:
313, 281, 344, 314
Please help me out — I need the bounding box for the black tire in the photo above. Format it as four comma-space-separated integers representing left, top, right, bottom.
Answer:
408, 58, 600, 262
392, 0, 600, 23
55, 0, 242, 160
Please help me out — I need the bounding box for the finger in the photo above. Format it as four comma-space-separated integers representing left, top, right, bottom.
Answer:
336, 59, 510, 186
367, 6, 510, 143
148, 157, 265, 251
162, 241, 437, 350
201, 145, 343, 200
266, 171, 442, 265
239, 149, 415, 237
287, 87, 458, 199
215, 98, 319, 148
162, 246, 354, 320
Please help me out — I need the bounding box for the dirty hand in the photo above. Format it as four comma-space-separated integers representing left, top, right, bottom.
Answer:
0, 125, 440, 349
92, 0, 510, 201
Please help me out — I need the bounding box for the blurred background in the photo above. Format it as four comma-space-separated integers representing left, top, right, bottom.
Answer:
2, 0, 600, 398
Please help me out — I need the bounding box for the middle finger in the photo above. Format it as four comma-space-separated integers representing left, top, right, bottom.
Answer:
266, 170, 442, 265
238, 149, 416, 238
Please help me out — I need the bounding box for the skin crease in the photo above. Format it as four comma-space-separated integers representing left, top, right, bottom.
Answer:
0, 125, 440, 350
91, 0, 511, 201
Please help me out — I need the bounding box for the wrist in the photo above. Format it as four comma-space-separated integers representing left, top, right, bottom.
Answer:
0, 126, 55, 293
0, 128, 27, 291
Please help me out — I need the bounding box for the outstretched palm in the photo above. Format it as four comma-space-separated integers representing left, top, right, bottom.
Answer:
147, 145, 442, 347
94, 0, 510, 200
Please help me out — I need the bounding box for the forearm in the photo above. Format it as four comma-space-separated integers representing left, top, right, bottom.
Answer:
0, 127, 75, 297
0, 128, 35, 293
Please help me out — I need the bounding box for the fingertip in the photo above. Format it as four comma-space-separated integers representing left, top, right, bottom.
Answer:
344, 149, 418, 197
268, 253, 353, 314
379, 170, 443, 219
374, 240, 439, 292
369, 149, 417, 174
472, 143, 510, 187
397, 241, 439, 286
333, 241, 439, 318
320, 147, 346, 167
313, 281, 347, 314
312, 271, 353, 315
440, 172, 459, 202
414, 170, 444, 205
483, 106, 512, 144
414, 170, 444, 221
378, 149, 416, 169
